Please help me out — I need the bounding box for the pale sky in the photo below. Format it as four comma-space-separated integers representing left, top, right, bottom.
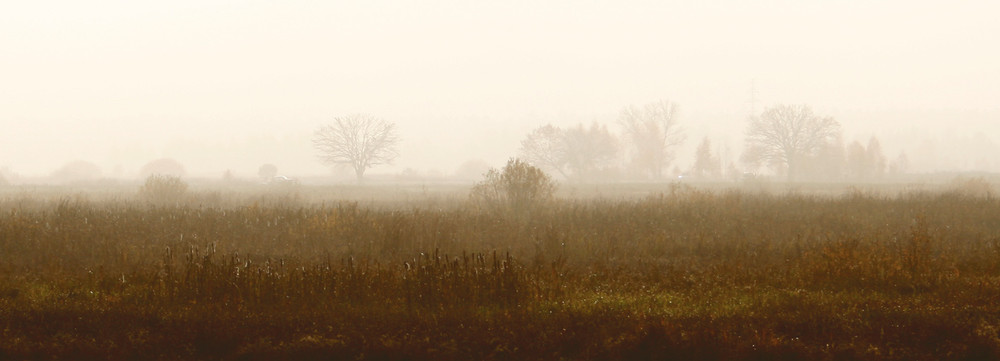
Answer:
2, 0, 998, 178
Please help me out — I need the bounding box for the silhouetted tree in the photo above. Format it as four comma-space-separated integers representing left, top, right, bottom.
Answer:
519, 122, 619, 181
563, 122, 619, 181
743, 104, 840, 181
519, 124, 569, 179
313, 114, 400, 182
845, 136, 887, 180
618, 100, 685, 179
889, 152, 910, 175
258, 164, 278, 182
50, 160, 102, 183
866, 137, 887, 178
846, 141, 868, 179
691, 137, 721, 178
222, 169, 236, 183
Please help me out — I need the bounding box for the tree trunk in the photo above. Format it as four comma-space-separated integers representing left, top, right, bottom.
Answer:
786, 154, 797, 182
354, 164, 366, 183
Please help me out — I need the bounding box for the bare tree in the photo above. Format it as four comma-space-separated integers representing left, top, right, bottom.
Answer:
519, 124, 569, 179
617, 100, 685, 179
313, 114, 400, 182
519, 122, 619, 181
743, 104, 840, 181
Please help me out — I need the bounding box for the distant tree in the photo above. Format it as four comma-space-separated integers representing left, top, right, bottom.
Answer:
0, 166, 15, 185
520, 122, 619, 181
50, 160, 102, 183
691, 137, 721, 178
806, 136, 845, 181
140, 158, 186, 178
313, 114, 400, 182
453, 159, 492, 182
562, 122, 619, 181
889, 152, 910, 175
866, 136, 887, 178
222, 169, 236, 183
846, 140, 868, 179
845, 136, 887, 180
743, 104, 840, 181
258, 164, 278, 182
617, 100, 685, 179
519, 124, 569, 179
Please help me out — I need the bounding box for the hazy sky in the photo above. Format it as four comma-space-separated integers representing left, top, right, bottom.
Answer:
2, 1, 998, 178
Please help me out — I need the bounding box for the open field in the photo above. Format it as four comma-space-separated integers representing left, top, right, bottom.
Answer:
1, 180, 1000, 360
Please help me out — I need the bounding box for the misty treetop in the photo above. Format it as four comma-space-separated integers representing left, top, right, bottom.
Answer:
617, 100, 685, 180
519, 123, 618, 181
691, 137, 722, 178
846, 137, 888, 180
519, 124, 569, 179
518, 100, 685, 182
258, 163, 278, 182
742, 104, 841, 181
513, 100, 906, 183
313, 114, 400, 182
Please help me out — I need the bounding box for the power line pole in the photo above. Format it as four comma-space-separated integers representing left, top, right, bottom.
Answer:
749, 78, 759, 117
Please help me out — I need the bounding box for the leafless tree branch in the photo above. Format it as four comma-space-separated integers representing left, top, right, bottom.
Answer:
743, 104, 840, 181
313, 114, 400, 182
617, 100, 685, 179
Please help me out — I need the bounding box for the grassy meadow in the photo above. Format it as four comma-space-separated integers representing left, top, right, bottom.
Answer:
1, 179, 1000, 360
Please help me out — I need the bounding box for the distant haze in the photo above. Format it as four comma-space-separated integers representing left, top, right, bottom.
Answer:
2, 1, 998, 179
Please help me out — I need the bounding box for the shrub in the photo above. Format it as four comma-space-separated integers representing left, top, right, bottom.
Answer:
471, 158, 556, 215
139, 174, 188, 205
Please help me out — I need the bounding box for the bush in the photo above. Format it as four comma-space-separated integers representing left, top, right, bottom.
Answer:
139, 174, 188, 205
471, 158, 556, 215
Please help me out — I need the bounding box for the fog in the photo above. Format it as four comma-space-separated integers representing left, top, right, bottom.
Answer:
2, 1, 998, 181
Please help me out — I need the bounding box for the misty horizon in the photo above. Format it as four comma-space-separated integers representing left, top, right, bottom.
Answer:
2, 1, 998, 180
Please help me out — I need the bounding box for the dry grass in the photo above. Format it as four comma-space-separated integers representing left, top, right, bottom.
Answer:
1, 183, 1000, 360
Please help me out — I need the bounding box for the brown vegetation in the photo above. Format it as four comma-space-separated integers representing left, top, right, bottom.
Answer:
1, 184, 999, 360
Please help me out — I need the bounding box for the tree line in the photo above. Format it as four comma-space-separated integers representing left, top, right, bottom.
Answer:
312, 102, 909, 183
513, 102, 906, 182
